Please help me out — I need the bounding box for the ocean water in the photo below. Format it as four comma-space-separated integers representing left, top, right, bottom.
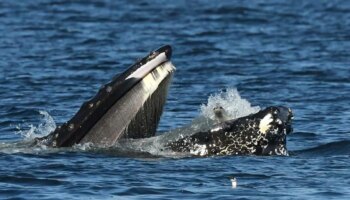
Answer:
1, 0, 350, 199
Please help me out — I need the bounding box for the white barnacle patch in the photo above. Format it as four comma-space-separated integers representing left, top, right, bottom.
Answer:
259, 114, 273, 134
190, 144, 208, 156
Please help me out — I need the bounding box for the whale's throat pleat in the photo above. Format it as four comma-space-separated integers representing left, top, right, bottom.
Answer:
80, 62, 175, 146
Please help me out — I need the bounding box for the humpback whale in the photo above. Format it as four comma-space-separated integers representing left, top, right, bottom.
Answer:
35, 45, 294, 156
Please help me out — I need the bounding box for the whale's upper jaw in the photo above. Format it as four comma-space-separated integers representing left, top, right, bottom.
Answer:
38, 45, 175, 147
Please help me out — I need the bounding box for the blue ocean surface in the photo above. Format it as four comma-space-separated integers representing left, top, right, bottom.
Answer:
0, 0, 350, 199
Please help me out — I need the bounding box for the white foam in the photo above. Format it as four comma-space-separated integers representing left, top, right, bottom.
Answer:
73, 142, 93, 151
200, 88, 260, 121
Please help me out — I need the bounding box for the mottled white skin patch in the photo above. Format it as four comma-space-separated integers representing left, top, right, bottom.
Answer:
259, 114, 273, 134
190, 144, 208, 156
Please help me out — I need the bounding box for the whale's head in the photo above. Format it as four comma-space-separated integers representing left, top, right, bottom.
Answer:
254, 106, 293, 155
217, 106, 294, 156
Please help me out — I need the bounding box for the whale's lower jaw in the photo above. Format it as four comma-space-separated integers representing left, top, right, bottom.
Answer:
80, 62, 175, 147
36, 45, 174, 148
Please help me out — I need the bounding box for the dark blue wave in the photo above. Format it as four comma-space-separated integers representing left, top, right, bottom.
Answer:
295, 140, 350, 156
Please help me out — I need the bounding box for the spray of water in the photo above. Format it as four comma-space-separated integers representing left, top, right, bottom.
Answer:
16, 111, 56, 140
0, 111, 57, 154
200, 88, 260, 120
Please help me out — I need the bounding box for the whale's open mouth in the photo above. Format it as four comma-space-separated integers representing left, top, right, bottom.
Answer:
38, 46, 175, 147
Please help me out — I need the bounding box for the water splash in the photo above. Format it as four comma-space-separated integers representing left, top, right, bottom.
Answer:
73, 142, 94, 151
200, 88, 260, 121
16, 111, 56, 140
